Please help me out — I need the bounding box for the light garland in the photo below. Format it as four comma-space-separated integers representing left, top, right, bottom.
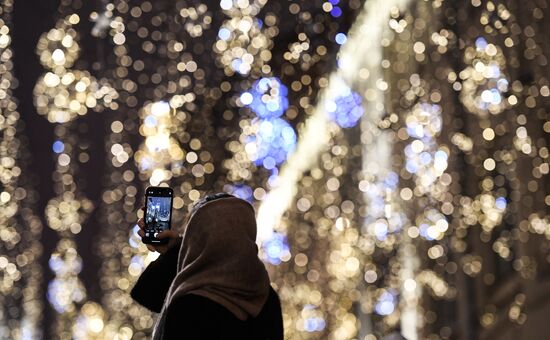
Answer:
1, 0, 547, 339
0, 2, 43, 339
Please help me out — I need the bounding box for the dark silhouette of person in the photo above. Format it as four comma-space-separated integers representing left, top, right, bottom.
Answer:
132, 193, 283, 339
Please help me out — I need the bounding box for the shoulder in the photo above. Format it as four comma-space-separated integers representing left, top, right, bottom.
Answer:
165, 294, 241, 326
163, 295, 219, 338
248, 288, 284, 340
167, 294, 236, 316
164, 294, 244, 339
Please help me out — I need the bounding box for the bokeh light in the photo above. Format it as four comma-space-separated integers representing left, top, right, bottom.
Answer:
1, 0, 548, 339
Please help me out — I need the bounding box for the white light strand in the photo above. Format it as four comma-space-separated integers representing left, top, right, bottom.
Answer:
256, 0, 415, 338
255, 0, 411, 241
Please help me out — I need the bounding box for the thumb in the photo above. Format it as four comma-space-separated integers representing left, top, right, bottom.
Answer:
156, 230, 178, 239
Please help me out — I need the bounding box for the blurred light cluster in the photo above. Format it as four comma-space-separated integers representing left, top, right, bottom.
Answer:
257, 0, 549, 339
2, 0, 546, 339
45, 192, 93, 234
47, 239, 86, 314
33, 14, 118, 123
241, 77, 289, 118
214, 0, 272, 76
226, 183, 254, 202
403, 102, 450, 243
323, 0, 344, 18
42, 124, 94, 339
31, 9, 102, 338
459, 36, 512, 117
0, 2, 43, 338
262, 232, 291, 265
241, 77, 296, 169
72, 302, 108, 340
325, 85, 363, 128
135, 101, 184, 186
375, 290, 397, 316
245, 118, 297, 168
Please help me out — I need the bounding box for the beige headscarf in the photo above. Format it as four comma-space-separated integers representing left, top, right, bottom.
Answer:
152, 196, 270, 339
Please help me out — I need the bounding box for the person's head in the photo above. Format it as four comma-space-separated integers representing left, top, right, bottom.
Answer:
182, 192, 257, 251
153, 193, 270, 338
168, 193, 269, 320
190, 192, 234, 215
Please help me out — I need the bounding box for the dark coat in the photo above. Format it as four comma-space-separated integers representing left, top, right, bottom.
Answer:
131, 242, 284, 339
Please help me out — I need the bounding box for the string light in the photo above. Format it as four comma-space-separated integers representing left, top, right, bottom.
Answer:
0, 2, 43, 339
0, 0, 546, 339
33, 14, 118, 123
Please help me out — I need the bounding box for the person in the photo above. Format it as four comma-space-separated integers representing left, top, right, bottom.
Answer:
131, 193, 284, 340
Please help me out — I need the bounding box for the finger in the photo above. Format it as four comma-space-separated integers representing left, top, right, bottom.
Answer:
155, 230, 178, 239
146, 245, 156, 252
137, 218, 145, 229
137, 207, 145, 218
138, 229, 145, 237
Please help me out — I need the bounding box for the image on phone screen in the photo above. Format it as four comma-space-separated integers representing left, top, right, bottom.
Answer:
145, 195, 172, 241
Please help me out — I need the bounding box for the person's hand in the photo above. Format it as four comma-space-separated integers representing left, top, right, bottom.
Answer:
137, 207, 180, 254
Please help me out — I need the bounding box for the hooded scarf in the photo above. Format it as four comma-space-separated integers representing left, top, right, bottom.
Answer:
152, 196, 270, 339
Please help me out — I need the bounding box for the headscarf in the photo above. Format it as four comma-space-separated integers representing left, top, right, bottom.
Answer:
152, 195, 270, 339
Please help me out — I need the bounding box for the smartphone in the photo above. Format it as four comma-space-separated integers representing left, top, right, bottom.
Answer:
143, 186, 174, 244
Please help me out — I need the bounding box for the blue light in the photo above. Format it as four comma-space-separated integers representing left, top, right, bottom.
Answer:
129, 225, 141, 248
330, 6, 342, 17
139, 156, 153, 171
375, 291, 396, 315
263, 232, 290, 265
495, 197, 507, 210
130, 255, 144, 272
326, 88, 363, 128
475, 37, 488, 50
490, 88, 502, 104
487, 64, 501, 78
384, 172, 399, 188
335, 33, 347, 45
242, 77, 295, 171
304, 317, 326, 332
420, 152, 432, 165
218, 27, 230, 40
263, 156, 277, 170
52, 140, 64, 153
47, 280, 66, 313
434, 150, 448, 161
267, 168, 279, 187
231, 58, 242, 72
48, 257, 64, 272
246, 77, 289, 119
368, 197, 385, 217
246, 118, 296, 166
405, 160, 418, 174
129, 237, 139, 248
304, 318, 316, 332
230, 184, 253, 202
419, 223, 430, 239
144, 115, 157, 127
406, 122, 424, 138
374, 222, 388, 240
328, 0, 340, 4
497, 78, 509, 91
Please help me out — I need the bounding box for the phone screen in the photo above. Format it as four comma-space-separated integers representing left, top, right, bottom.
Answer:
144, 187, 173, 244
